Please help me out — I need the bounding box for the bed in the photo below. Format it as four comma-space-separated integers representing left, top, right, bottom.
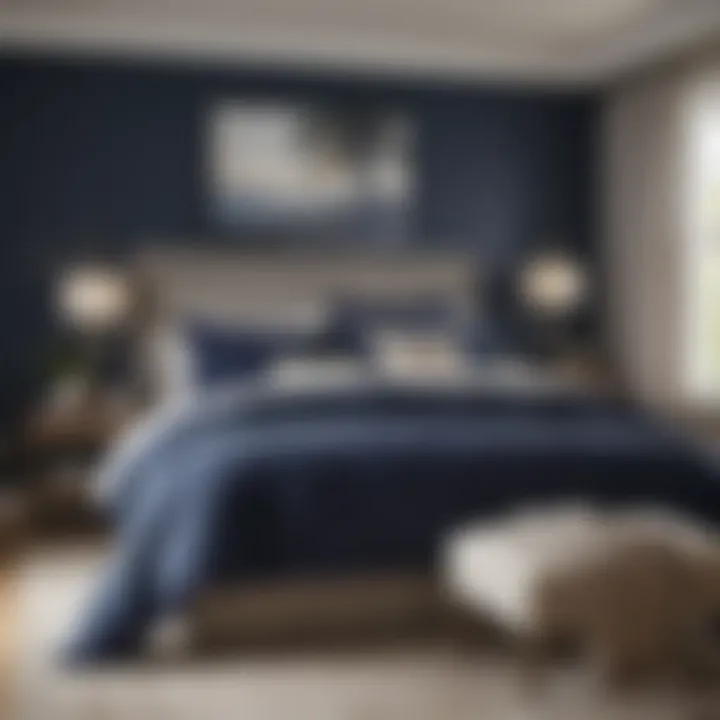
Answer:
63, 249, 720, 664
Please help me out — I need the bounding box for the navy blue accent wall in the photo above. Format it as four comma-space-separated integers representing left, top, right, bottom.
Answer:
0, 55, 598, 420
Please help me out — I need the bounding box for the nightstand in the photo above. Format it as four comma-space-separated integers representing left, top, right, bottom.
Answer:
22, 398, 135, 537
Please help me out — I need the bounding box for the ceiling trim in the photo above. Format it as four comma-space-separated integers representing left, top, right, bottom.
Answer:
0, 19, 594, 86
0, 1, 718, 86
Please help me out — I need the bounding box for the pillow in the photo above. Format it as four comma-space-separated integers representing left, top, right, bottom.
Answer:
266, 356, 366, 389
143, 324, 195, 401
461, 318, 536, 359
185, 321, 308, 386
322, 294, 455, 356
370, 329, 467, 379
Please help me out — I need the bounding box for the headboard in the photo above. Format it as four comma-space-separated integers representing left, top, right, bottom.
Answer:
130, 247, 479, 401
135, 248, 479, 329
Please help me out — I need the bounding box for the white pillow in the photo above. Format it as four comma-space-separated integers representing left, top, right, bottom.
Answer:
143, 324, 195, 402
370, 330, 467, 379
265, 357, 366, 389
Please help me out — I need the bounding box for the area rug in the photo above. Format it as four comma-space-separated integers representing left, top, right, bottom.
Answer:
12, 545, 715, 720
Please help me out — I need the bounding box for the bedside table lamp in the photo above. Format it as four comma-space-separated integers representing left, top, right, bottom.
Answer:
54, 263, 131, 401
515, 250, 590, 357
57, 264, 130, 332
518, 252, 588, 318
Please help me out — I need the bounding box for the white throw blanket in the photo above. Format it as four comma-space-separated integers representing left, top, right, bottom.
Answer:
442, 504, 718, 633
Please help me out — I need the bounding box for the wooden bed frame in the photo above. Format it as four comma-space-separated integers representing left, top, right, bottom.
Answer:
129, 247, 488, 655
139, 571, 501, 659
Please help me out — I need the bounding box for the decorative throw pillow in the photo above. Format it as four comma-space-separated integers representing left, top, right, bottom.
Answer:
369, 329, 467, 379
185, 321, 308, 386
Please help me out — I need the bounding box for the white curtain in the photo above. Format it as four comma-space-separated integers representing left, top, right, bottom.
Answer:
603, 52, 720, 412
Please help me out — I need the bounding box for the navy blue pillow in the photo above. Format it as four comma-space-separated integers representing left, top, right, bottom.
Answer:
461, 317, 538, 359
186, 321, 303, 386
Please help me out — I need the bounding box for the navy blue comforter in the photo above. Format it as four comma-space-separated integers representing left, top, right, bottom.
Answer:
66, 379, 720, 662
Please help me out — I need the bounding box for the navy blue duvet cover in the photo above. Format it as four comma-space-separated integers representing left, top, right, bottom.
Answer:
66, 378, 720, 663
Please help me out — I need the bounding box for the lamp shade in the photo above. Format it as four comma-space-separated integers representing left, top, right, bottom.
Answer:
56, 264, 131, 331
517, 252, 588, 319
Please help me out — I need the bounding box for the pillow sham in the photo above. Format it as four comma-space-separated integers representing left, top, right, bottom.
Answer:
143, 324, 195, 401
369, 329, 467, 379
185, 321, 309, 387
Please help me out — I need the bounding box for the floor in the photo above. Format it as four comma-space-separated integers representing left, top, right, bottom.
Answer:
0, 561, 13, 717
6, 545, 720, 720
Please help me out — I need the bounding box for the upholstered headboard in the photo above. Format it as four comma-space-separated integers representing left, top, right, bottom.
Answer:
135, 248, 478, 329
131, 247, 479, 399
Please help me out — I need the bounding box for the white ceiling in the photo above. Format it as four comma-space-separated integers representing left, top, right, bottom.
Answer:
0, 0, 718, 84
